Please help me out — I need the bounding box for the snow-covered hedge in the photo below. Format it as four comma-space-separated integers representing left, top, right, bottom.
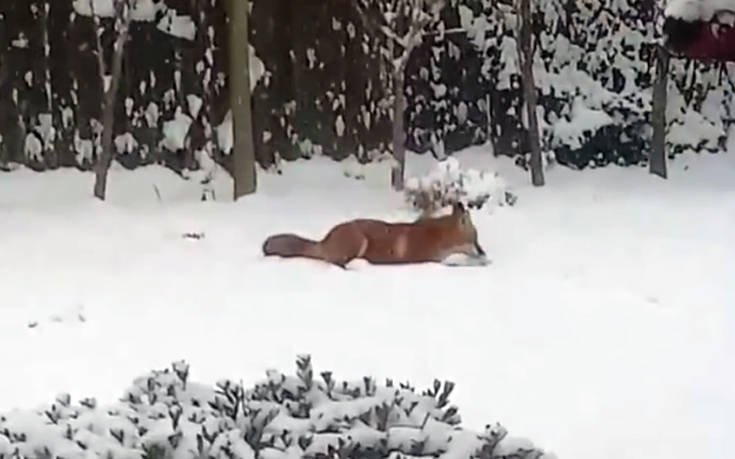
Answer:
8, 1, 732, 177
0, 356, 552, 459
405, 157, 517, 215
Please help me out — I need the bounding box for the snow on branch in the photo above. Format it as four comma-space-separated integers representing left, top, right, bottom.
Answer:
73, 0, 163, 22
355, 0, 444, 72
664, 0, 735, 23
74, 0, 201, 43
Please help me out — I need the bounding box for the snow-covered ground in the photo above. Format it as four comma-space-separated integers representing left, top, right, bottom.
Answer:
1, 147, 734, 459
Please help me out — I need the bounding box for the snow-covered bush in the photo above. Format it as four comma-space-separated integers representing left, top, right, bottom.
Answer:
4, 0, 734, 176
0, 356, 552, 459
405, 157, 517, 215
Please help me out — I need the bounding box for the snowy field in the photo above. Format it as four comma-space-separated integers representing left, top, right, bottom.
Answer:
1, 147, 734, 459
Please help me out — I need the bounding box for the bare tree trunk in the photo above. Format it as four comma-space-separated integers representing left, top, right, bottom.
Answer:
92, 0, 130, 201
228, 0, 257, 200
517, 0, 545, 187
40, 0, 57, 168
651, 43, 669, 179
94, 90, 118, 199
354, 0, 441, 191
41, 0, 51, 114
485, 93, 495, 154
392, 69, 406, 190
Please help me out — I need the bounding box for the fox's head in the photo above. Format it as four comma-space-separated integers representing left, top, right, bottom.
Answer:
451, 202, 486, 258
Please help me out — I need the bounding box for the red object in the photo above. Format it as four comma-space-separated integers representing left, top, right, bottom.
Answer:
672, 20, 735, 62
685, 22, 735, 61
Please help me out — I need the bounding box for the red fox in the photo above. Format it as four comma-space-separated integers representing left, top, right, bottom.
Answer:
262, 203, 486, 268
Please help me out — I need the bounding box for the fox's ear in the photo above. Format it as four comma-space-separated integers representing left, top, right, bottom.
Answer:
452, 202, 466, 215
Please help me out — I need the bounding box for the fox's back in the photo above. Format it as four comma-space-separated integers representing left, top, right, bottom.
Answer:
352, 217, 469, 264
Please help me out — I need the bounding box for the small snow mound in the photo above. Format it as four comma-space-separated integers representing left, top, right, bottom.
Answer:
405, 157, 517, 214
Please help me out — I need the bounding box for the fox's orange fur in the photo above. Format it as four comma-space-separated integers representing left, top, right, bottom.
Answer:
262, 203, 486, 268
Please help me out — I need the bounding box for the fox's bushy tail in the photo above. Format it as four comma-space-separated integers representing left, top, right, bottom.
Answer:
262, 234, 320, 259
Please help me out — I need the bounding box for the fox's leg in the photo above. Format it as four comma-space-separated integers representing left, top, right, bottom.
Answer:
319, 222, 367, 268
440, 243, 490, 266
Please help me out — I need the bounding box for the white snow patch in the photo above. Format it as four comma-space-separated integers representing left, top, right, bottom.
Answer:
668, 110, 722, 150
664, 0, 735, 22
144, 102, 160, 128
335, 114, 345, 137
11, 34, 29, 49
161, 108, 193, 152
216, 110, 233, 154
73, 132, 95, 165
552, 98, 614, 150
496, 36, 519, 90
72, 0, 162, 21
0, 148, 733, 459
128, 0, 162, 22
23, 134, 43, 163
157, 10, 196, 41
187, 94, 204, 120
250, 45, 266, 91
37, 113, 56, 152
61, 107, 75, 130
114, 132, 138, 155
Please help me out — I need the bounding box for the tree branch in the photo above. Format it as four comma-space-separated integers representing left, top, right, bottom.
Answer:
89, 0, 108, 95
355, 0, 438, 54
107, 0, 132, 105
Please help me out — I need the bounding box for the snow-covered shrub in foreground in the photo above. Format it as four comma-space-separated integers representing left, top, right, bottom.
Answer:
405, 158, 517, 215
0, 356, 552, 459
